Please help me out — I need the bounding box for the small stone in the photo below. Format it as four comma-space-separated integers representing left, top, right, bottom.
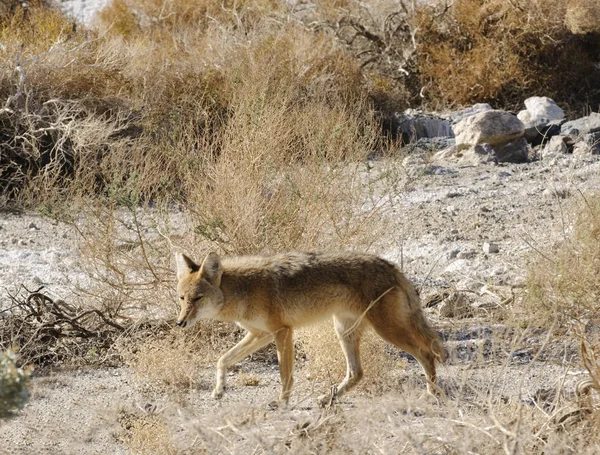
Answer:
447, 249, 460, 260
446, 205, 458, 215
445, 190, 462, 198
457, 250, 477, 259
28, 222, 39, 230
483, 242, 499, 254
18, 239, 28, 246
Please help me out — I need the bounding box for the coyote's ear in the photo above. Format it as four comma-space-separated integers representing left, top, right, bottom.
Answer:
199, 252, 223, 287
175, 253, 199, 280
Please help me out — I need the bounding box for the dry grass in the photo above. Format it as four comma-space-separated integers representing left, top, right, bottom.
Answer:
298, 321, 404, 396
525, 194, 600, 327
121, 321, 243, 390
415, 0, 600, 110
118, 410, 179, 455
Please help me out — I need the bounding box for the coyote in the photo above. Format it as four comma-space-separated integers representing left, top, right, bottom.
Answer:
175, 251, 446, 405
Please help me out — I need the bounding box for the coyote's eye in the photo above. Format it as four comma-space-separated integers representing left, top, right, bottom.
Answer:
179, 296, 184, 301
193, 295, 204, 302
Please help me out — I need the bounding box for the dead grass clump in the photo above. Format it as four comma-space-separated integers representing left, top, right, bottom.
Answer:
98, 0, 282, 39
566, 0, 600, 35
118, 410, 178, 455
415, 0, 599, 110
298, 321, 402, 398
525, 194, 600, 326
122, 321, 243, 389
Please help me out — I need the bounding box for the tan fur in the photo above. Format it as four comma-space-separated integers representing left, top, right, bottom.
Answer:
175, 251, 446, 405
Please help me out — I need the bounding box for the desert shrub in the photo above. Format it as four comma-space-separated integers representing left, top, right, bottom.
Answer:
121, 321, 243, 389
298, 321, 404, 399
0, 349, 32, 418
566, 0, 600, 35
414, 0, 600, 110
525, 194, 600, 326
118, 410, 178, 455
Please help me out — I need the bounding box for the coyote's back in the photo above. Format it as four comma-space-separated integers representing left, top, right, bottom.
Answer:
175, 251, 446, 406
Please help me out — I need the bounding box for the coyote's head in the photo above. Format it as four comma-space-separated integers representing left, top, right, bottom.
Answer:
175, 252, 224, 328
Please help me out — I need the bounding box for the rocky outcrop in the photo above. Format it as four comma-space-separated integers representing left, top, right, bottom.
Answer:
428, 98, 600, 166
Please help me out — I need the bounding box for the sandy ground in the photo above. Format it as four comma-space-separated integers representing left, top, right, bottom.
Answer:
1, 153, 599, 453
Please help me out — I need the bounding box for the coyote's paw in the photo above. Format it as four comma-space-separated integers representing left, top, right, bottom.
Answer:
211, 388, 224, 399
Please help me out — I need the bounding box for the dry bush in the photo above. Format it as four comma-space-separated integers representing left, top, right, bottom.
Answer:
414, 0, 600, 110
118, 410, 178, 455
122, 321, 243, 389
525, 194, 600, 327
566, 0, 600, 35
297, 321, 404, 398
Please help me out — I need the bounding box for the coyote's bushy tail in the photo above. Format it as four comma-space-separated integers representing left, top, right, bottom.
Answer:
395, 270, 448, 363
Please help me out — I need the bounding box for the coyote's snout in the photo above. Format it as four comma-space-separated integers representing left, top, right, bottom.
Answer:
175, 251, 446, 406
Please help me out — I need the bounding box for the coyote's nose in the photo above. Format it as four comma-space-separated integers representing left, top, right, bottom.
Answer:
176, 320, 186, 327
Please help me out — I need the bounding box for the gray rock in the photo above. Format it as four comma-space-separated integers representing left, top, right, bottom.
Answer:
483, 242, 499, 254
541, 135, 574, 159
572, 132, 600, 156
458, 143, 496, 166
395, 111, 454, 143
457, 249, 477, 259
561, 112, 600, 135
492, 137, 529, 163
454, 110, 525, 151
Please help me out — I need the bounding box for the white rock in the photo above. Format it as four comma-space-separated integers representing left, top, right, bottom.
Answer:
517, 97, 564, 124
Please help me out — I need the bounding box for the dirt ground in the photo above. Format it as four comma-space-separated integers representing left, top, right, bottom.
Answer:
2, 154, 599, 454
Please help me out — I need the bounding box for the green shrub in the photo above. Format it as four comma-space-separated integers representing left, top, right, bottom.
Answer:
0, 349, 32, 418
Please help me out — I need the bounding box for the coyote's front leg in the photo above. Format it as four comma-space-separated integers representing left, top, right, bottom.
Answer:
212, 330, 273, 398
